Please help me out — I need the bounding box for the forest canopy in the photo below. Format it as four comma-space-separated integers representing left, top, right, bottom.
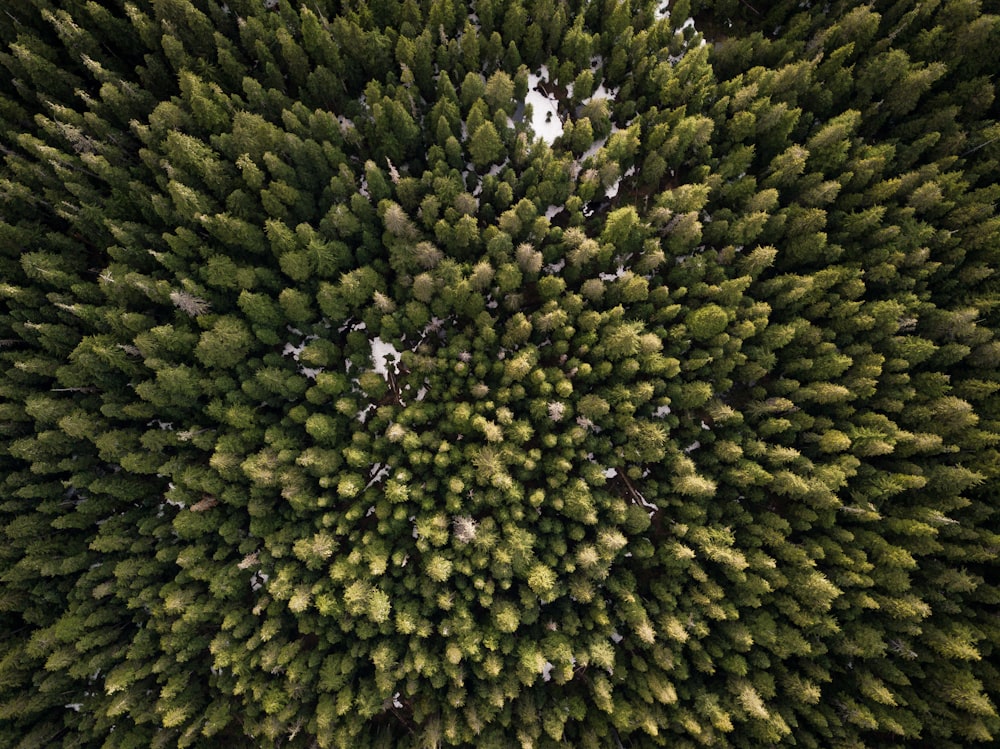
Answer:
2, 0, 1000, 747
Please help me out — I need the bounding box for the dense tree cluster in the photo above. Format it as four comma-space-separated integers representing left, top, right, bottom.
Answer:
2, 0, 999, 746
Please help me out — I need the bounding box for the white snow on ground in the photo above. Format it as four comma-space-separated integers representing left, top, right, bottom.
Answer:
622, 470, 659, 516
655, 0, 670, 20
282, 328, 323, 380
526, 66, 563, 145
654, 404, 672, 417
251, 570, 269, 592
589, 81, 619, 101
545, 258, 566, 273
579, 135, 608, 164
603, 467, 618, 479
473, 161, 507, 196
339, 320, 366, 333
371, 337, 401, 377
603, 165, 636, 199
542, 662, 554, 682
365, 463, 391, 490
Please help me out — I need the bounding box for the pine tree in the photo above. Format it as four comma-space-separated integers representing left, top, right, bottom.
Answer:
468, 121, 505, 168
2, 1, 999, 747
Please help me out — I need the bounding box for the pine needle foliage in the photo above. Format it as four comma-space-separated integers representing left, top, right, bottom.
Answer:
1, 0, 999, 747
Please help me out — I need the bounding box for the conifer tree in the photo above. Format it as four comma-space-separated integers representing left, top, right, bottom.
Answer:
1, 0, 999, 747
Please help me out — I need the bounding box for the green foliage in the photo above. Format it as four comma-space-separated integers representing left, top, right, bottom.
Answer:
686, 303, 730, 341
1, 0, 999, 747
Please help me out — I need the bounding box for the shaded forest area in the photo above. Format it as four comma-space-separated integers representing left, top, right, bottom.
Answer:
1, 0, 999, 746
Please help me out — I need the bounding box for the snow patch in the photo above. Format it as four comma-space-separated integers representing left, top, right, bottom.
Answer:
371, 337, 401, 377
251, 570, 269, 592
282, 341, 305, 359
526, 66, 563, 145
579, 135, 608, 164
589, 81, 619, 102
281, 329, 322, 380
607, 165, 635, 197
366, 463, 391, 490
